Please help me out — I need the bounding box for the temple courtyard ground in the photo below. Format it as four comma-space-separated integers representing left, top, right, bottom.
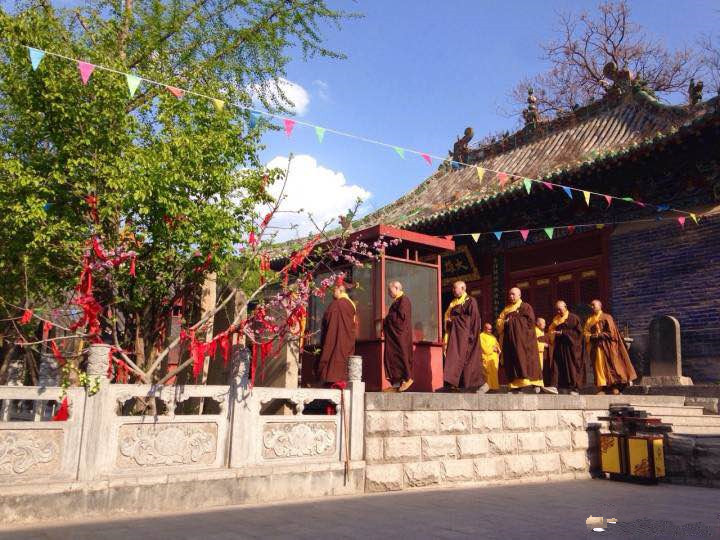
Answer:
1, 480, 718, 539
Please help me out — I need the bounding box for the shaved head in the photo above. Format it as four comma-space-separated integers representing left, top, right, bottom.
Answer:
591, 299, 603, 313
536, 317, 546, 331
387, 280, 403, 299
452, 281, 466, 298
508, 287, 522, 303
556, 300, 567, 315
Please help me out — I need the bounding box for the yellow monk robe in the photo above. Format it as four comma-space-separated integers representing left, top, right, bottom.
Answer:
535, 326, 547, 371
479, 332, 500, 390
583, 310, 636, 388
497, 300, 543, 389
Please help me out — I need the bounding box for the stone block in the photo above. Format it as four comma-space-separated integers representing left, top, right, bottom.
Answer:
561, 451, 589, 472
404, 461, 441, 487
364, 392, 411, 411
488, 433, 517, 455
502, 411, 532, 431
474, 456, 505, 479
421, 435, 458, 460
557, 411, 584, 429
365, 437, 384, 463
533, 411, 558, 429
439, 411, 472, 434
517, 432, 546, 453
365, 411, 404, 436
696, 456, 720, 478
404, 411, 438, 435
365, 464, 403, 492
383, 437, 421, 463
457, 434, 489, 458
572, 431, 590, 450
471, 411, 503, 432
441, 459, 475, 482
411, 393, 477, 411
545, 430, 572, 450
664, 454, 689, 476
504, 455, 534, 477
534, 453, 561, 474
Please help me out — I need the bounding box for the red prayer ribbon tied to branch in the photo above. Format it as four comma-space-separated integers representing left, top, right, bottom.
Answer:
107, 347, 130, 383
52, 398, 69, 421
19, 309, 33, 325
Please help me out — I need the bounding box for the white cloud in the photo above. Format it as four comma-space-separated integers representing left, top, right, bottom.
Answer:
248, 78, 310, 116
313, 79, 330, 101
264, 155, 371, 240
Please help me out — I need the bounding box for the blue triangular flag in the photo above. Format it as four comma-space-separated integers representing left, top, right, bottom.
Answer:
494, 231, 503, 241
656, 204, 670, 212
249, 112, 260, 129
28, 47, 45, 71
562, 186, 573, 199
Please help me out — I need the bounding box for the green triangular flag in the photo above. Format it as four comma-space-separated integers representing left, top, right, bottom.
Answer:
544, 227, 554, 239
471, 233, 480, 242
393, 147, 405, 159
315, 126, 326, 143
126, 74, 141, 97
621, 197, 634, 202
523, 179, 532, 194
212, 98, 225, 112
583, 191, 591, 205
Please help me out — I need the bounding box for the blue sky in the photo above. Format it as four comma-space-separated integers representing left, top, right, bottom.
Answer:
259, 0, 719, 237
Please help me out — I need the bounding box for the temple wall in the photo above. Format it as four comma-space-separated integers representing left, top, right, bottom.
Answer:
610, 213, 720, 382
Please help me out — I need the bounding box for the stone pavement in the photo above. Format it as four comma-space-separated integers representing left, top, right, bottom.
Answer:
1, 480, 718, 540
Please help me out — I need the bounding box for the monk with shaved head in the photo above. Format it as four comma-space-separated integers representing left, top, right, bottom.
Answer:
496, 287, 544, 392
548, 300, 585, 393
383, 280, 414, 392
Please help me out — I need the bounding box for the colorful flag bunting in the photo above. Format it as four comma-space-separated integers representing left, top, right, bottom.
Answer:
520, 229, 529, 241
523, 179, 532, 194
212, 98, 225, 112
583, 191, 591, 205
494, 231, 502, 241
126, 74, 141, 97
283, 119, 296, 137
28, 47, 45, 70
421, 153, 432, 166
567, 225, 575, 234
678, 216, 686, 228
544, 227, 554, 239
315, 126, 326, 143
562, 186, 573, 199
77, 61, 95, 85
604, 195, 612, 207
542, 181, 554, 190
656, 204, 670, 212
167, 86, 184, 98
477, 167, 485, 181
596, 224, 605, 229
471, 233, 480, 242
690, 213, 698, 224
393, 147, 405, 159
497, 172, 509, 187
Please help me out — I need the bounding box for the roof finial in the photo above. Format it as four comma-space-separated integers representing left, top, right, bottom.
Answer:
602, 61, 635, 97
688, 78, 703, 106
522, 87, 539, 129
449, 127, 473, 170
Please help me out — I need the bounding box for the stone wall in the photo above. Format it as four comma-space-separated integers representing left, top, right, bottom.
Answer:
664, 433, 720, 488
363, 393, 617, 492
610, 214, 720, 382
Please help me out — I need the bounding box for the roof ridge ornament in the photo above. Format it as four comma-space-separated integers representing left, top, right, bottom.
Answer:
522, 87, 539, 130
448, 127, 473, 171
688, 78, 703, 106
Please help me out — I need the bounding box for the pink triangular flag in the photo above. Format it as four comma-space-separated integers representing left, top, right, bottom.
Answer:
167, 86, 184, 98
542, 181, 554, 190
604, 195, 612, 207
420, 153, 432, 166
635, 201, 646, 208
567, 225, 575, 235
284, 119, 296, 137
678, 216, 686, 228
497, 172, 509, 188
77, 61, 95, 85
519, 229, 529, 241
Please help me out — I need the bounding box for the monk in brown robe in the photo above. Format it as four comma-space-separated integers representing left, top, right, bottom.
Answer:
584, 299, 637, 395
548, 301, 585, 394
496, 287, 544, 393
443, 281, 488, 393
383, 281, 414, 392
316, 282, 356, 385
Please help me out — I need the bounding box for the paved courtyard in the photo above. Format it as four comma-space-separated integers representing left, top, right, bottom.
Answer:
2, 480, 718, 540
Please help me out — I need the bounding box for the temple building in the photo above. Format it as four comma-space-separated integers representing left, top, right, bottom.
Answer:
352, 71, 720, 383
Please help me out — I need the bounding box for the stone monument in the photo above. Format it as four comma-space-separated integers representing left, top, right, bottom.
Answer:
640, 315, 693, 386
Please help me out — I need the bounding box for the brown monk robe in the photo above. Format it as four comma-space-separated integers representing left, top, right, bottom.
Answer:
496, 287, 543, 389
548, 301, 585, 392
584, 299, 637, 394
383, 281, 414, 392
316, 282, 357, 384
443, 281, 487, 391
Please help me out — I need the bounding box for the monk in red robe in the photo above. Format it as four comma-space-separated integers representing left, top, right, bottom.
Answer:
496, 287, 545, 393
443, 281, 488, 393
316, 282, 356, 385
584, 299, 637, 395
383, 280, 414, 392
548, 300, 585, 394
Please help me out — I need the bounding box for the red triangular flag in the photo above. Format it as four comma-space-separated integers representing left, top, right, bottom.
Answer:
604, 195, 612, 208
167, 86, 184, 98
421, 153, 432, 166
284, 119, 296, 137
520, 229, 529, 241
678, 216, 686, 228
77, 61, 95, 85
497, 172, 509, 188
542, 181, 554, 190
52, 397, 69, 421
567, 225, 575, 235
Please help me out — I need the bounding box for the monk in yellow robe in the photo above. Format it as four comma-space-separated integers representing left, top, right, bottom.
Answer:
535, 317, 548, 372
479, 322, 501, 391
584, 299, 637, 394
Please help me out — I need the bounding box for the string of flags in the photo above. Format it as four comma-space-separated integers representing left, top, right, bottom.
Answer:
23, 45, 698, 221
457, 213, 705, 244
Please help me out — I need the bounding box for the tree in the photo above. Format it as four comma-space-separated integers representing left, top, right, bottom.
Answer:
509, 0, 698, 118
0, 1, 354, 383
698, 32, 720, 95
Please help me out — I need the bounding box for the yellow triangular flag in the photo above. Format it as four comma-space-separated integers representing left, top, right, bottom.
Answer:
212, 99, 225, 112
690, 213, 698, 224
471, 233, 480, 242
477, 167, 485, 181
583, 191, 591, 206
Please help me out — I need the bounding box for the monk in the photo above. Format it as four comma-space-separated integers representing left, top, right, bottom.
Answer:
479, 322, 501, 391
383, 281, 414, 392
535, 317, 549, 380
316, 281, 356, 385
548, 301, 585, 394
443, 281, 488, 393
584, 299, 637, 395
496, 287, 544, 393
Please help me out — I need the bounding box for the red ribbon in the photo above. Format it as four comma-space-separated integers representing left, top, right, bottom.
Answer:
52, 398, 69, 421
19, 309, 33, 325
50, 341, 66, 366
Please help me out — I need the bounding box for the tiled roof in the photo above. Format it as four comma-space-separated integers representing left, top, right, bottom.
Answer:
358, 90, 718, 229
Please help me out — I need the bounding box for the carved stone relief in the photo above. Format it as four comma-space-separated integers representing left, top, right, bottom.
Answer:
117, 422, 217, 468
0, 430, 62, 476
262, 422, 337, 459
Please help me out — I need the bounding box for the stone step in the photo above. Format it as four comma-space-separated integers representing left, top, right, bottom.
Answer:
643, 406, 707, 417
583, 394, 687, 408
661, 415, 720, 427
670, 425, 720, 435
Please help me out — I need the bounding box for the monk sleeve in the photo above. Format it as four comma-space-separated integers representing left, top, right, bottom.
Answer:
469, 298, 481, 342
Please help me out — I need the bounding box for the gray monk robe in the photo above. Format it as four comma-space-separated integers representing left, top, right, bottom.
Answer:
443, 294, 484, 389
383, 293, 413, 384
